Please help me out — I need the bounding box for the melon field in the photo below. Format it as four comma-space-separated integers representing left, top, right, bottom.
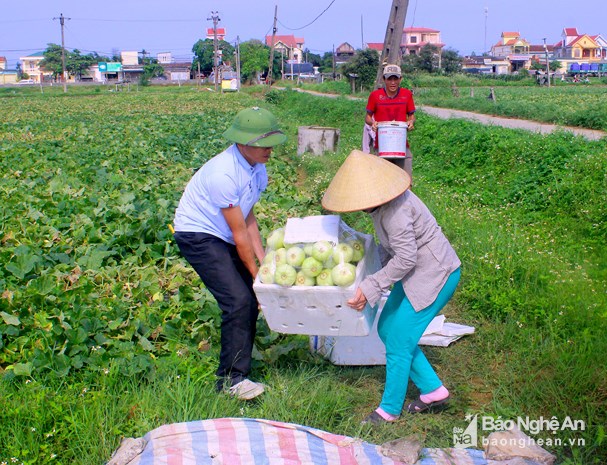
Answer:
1, 84, 606, 464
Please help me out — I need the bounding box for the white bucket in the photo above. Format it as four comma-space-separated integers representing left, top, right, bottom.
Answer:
377, 121, 407, 158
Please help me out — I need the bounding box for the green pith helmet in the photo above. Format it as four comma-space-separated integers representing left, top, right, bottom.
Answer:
223, 107, 287, 147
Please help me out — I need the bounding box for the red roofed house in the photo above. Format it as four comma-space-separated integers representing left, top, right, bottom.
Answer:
491, 32, 530, 57
265, 35, 305, 63
365, 42, 383, 52
553, 27, 605, 61
206, 28, 226, 41
366, 26, 444, 56
401, 27, 444, 55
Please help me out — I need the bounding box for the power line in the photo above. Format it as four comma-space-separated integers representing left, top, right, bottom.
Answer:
0, 48, 46, 53
277, 0, 336, 31
0, 17, 201, 24
0, 19, 48, 23
71, 17, 202, 23
409, 0, 418, 28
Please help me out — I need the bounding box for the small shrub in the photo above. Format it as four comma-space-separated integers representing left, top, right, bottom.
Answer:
264, 89, 285, 105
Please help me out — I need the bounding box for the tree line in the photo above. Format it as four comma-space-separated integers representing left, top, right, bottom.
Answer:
34, 44, 163, 83
192, 38, 463, 89
35, 39, 463, 89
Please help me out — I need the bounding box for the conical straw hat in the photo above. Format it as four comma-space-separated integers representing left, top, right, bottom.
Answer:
322, 150, 411, 212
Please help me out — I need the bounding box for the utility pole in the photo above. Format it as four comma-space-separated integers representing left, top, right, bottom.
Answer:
332, 44, 336, 79
235, 36, 241, 92
267, 5, 278, 86
543, 38, 551, 87
53, 13, 71, 93
484, 7, 489, 55
208, 11, 220, 92
374, 0, 409, 89
361, 15, 364, 50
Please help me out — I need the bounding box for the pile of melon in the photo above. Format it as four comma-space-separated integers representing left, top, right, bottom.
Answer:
259, 228, 365, 288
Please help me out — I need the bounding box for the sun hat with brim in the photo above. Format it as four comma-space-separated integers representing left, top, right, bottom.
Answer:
322, 150, 411, 213
223, 106, 287, 147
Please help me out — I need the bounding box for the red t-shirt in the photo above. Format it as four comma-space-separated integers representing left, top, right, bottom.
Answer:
366, 87, 415, 149
366, 87, 416, 123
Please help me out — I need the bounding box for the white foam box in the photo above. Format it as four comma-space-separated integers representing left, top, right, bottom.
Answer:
310, 303, 475, 365
253, 235, 381, 336
310, 308, 388, 365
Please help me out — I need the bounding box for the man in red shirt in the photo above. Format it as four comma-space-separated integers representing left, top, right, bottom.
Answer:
365, 64, 416, 177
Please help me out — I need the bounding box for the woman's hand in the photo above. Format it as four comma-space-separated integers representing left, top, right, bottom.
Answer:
347, 288, 368, 311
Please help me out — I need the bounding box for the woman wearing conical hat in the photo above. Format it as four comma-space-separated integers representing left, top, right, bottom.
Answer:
322, 150, 461, 423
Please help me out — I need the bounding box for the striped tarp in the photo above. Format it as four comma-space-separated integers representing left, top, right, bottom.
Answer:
121, 418, 488, 465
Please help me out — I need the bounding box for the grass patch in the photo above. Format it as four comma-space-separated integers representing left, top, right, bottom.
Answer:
414, 85, 607, 131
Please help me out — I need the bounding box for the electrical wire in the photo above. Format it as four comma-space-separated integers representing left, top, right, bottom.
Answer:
72, 17, 202, 23
0, 19, 48, 23
0, 48, 45, 53
277, 0, 336, 31
409, 0, 418, 28
2, 11, 330, 61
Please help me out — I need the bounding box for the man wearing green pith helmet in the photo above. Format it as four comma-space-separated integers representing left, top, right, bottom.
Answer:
173, 107, 286, 401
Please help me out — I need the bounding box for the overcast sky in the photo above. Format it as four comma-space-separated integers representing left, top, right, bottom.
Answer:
1, 0, 604, 67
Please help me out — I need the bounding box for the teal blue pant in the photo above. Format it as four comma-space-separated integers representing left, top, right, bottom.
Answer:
378, 268, 461, 415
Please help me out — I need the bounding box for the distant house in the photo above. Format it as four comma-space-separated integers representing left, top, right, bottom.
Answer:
121, 51, 139, 66
18, 52, 52, 83
491, 32, 530, 57
119, 51, 143, 81
156, 53, 191, 81
157, 52, 173, 64
162, 63, 192, 81
529, 44, 554, 55
595, 35, 607, 59
401, 27, 444, 55
462, 55, 510, 75
553, 27, 605, 61
367, 26, 444, 56
206, 27, 226, 41
335, 42, 356, 65
283, 62, 315, 79
0, 69, 18, 84
0, 57, 17, 84
488, 32, 557, 73
526, 43, 554, 65
265, 34, 305, 63
366, 42, 383, 53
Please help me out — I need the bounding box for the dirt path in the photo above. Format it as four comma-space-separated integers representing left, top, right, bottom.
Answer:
419, 106, 606, 141
287, 87, 606, 141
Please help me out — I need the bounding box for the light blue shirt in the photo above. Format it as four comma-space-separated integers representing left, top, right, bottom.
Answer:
173, 144, 268, 244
